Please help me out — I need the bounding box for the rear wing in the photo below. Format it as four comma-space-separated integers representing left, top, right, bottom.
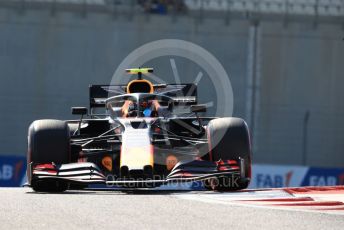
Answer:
89, 84, 197, 109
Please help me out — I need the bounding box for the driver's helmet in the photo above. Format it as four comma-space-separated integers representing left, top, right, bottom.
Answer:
122, 71, 157, 117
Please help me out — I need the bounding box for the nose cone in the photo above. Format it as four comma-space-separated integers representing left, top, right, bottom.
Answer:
120, 128, 154, 173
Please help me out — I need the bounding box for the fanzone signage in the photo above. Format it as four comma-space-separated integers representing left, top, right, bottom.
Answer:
0, 156, 26, 187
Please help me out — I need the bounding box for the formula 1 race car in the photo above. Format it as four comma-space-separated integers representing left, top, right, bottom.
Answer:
27, 68, 252, 192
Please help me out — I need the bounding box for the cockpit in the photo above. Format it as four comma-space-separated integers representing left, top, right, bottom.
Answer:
106, 93, 173, 118
105, 68, 174, 118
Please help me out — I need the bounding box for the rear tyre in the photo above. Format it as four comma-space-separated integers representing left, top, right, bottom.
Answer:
206, 117, 252, 191
28, 119, 71, 192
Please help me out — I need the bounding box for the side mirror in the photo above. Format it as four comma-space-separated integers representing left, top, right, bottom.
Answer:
72, 107, 88, 115
191, 104, 207, 113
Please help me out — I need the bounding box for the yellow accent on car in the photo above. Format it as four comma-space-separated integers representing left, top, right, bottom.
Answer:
125, 68, 153, 74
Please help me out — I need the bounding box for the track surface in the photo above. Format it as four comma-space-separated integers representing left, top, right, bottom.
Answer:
1, 188, 344, 230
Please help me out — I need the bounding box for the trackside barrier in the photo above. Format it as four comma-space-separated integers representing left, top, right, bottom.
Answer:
249, 164, 344, 188
0, 156, 26, 187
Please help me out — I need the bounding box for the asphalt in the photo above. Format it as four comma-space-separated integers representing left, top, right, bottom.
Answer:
0, 188, 343, 230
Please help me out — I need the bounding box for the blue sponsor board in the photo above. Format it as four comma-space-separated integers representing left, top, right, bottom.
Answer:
249, 164, 308, 188
250, 164, 344, 188
301, 167, 344, 186
0, 156, 26, 187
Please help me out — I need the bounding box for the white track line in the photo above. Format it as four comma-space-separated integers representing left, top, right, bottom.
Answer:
174, 188, 344, 215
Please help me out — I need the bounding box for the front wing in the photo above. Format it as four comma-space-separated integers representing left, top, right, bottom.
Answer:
29, 159, 248, 187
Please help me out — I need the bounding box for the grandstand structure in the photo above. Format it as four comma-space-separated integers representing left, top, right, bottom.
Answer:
0, 0, 343, 25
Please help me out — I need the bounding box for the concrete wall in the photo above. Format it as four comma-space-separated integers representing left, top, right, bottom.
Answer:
0, 5, 343, 167
255, 22, 344, 167
0, 8, 249, 156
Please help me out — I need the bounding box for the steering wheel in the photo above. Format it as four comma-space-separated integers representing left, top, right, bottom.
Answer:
127, 109, 138, 117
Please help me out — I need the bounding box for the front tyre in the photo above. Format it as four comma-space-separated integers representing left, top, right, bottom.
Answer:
206, 117, 252, 191
28, 119, 71, 192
